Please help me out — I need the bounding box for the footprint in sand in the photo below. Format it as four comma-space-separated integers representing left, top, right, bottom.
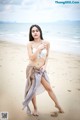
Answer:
52, 86, 55, 88
67, 90, 71, 92
77, 88, 80, 91
51, 112, 58, 117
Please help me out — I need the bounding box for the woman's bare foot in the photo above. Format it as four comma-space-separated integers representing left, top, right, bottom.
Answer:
32, 109, 39, 116
55, 105, 64, 113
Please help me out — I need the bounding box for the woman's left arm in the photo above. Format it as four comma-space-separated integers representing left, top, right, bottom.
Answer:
41, 41, 50, 70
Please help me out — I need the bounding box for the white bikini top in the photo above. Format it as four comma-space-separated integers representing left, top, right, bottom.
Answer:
32, 47, 47, 58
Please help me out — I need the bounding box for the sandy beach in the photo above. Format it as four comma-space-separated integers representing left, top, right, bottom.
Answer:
0, 41, 80, 120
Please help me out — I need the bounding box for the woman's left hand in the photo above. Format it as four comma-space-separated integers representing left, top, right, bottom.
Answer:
40, 65, 46, 71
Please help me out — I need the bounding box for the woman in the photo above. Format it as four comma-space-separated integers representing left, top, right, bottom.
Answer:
22, 24, 64, 116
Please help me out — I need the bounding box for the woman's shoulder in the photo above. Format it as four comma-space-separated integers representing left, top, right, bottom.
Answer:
43, 40, 50, 46
27, 41, 33, 47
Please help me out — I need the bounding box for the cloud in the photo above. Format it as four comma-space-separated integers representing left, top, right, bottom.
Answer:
0, 0, 80, 22
22, 0, 35, 5
0, 0, 22, 5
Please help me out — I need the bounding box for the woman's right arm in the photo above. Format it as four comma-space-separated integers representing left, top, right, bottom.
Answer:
27, 43, 44, 61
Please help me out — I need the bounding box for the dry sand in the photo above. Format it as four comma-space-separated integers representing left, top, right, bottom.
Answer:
0, 41, 80, 120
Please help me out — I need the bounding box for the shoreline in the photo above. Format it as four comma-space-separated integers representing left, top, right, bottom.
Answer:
0, 40, 80, 56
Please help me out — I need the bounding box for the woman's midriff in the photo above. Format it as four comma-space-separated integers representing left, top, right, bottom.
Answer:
29, 58, 46, 69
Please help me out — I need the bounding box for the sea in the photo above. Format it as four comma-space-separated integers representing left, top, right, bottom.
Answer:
0, 21, 80, 55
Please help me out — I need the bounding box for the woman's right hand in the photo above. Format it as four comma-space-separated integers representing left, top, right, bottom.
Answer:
37, 44, 45, 51
38, 43, 47, 51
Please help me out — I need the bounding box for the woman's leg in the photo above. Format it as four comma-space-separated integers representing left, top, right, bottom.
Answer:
41, 77, 64, 113
32, 95, 39, 116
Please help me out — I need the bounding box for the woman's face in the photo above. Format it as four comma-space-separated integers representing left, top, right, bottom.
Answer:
31, 26, 40, 39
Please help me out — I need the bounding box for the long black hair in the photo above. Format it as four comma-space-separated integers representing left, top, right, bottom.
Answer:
29, 24, 43, 41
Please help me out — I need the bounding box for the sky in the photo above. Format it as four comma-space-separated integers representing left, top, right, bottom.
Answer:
0, 0, 80, 23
